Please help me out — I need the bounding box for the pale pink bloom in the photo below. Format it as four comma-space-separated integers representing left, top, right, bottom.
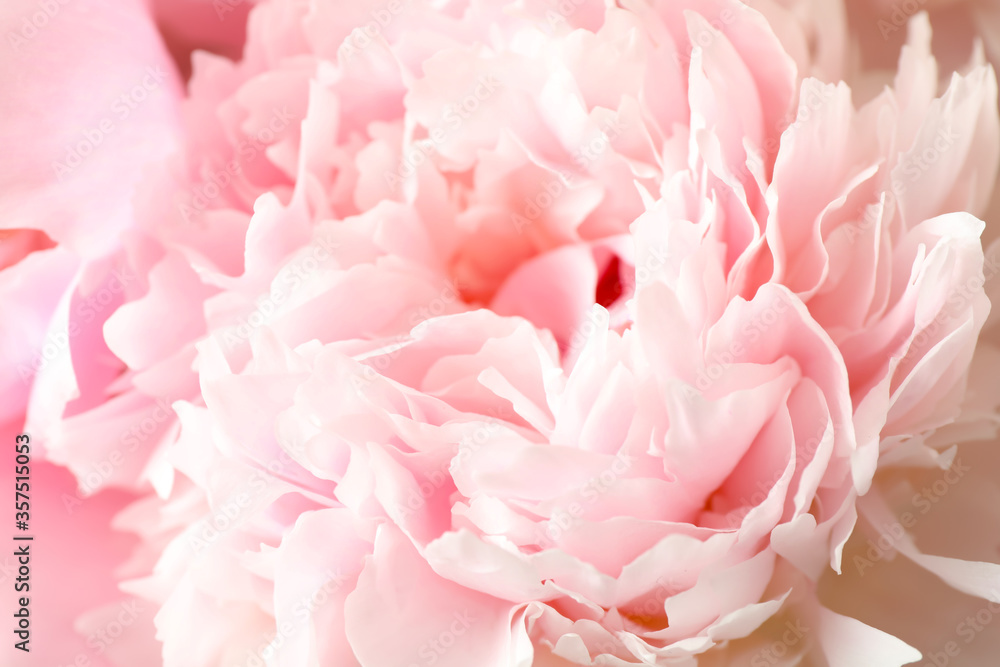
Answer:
7, 0, 1000, 665
0, 1, 185, 664
0, 0, 185, 483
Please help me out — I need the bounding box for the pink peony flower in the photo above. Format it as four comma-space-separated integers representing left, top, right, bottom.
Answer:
5, 0, 1000, 665
0, 2, 185, 664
